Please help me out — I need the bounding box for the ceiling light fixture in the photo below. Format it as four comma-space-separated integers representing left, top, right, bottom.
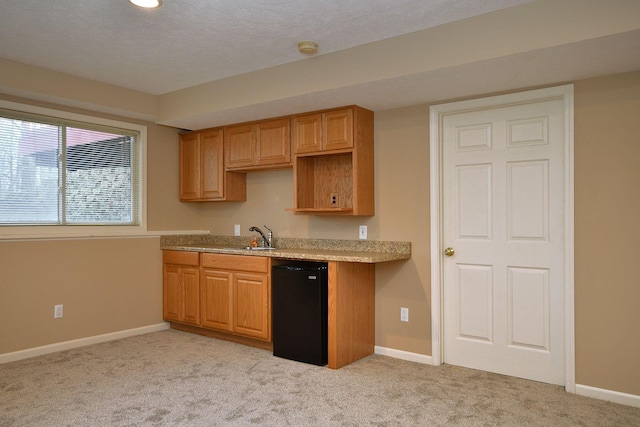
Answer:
129, 0, 162, 8
298, 41, 318, 55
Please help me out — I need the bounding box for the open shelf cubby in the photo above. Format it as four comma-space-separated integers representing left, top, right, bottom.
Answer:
295, 152, 353, 210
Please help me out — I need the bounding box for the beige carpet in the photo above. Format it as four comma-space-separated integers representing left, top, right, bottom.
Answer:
1, 329, 639, 426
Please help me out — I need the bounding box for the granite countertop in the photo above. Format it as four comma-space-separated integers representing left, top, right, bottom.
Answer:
160, 235, 411, 264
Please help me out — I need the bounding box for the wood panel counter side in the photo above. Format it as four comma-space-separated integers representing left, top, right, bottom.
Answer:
328, 261, 375, 369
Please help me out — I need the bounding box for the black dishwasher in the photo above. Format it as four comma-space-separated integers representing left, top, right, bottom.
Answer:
272, 261, 328, 366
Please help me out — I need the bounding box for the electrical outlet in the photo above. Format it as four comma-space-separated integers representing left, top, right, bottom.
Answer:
359, 225, 367, 240
234, 224, 241, 236
54, 304, 64, 319
330, 193, 338, 206
401, 307, 409, 322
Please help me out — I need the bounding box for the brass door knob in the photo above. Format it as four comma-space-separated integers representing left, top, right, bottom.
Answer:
444, 247, 455, 256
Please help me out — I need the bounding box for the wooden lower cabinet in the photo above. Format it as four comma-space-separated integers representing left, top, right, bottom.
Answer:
163, 251, 200, 326
200, 253, 271, 342
232, 272, 269, 340
200, 270, 233, 331
163, 250, 377, 368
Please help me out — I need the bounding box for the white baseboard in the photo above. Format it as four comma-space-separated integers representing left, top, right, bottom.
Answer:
374, 346, 433, 365
576, 384, 640, 408
0, 322, 169, 364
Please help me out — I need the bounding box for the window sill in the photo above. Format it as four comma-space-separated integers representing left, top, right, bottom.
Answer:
0, 225, 146, 241
0, 228, 210, 242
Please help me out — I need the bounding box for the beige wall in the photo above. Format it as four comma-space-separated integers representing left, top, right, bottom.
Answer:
0, 94, 190, 354
1, 72, 639, 397
574, 72, 640, 395
0, 238, 162, 353
0, 58, 157, 121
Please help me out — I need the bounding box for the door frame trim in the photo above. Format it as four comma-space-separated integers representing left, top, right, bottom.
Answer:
429, 85, 575, 392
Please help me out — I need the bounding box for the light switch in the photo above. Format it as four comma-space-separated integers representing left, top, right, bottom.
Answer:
401, 307, 409, 322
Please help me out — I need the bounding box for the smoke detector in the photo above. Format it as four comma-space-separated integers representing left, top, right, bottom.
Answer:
298, 41, 318, 55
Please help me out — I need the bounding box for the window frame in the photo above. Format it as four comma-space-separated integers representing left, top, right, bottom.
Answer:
0, 100, 147, 240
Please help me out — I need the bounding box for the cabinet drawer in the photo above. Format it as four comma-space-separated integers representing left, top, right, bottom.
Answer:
201, 253, 269, 273
162, 250, 200, 266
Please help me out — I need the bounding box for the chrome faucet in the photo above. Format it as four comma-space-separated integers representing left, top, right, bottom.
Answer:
249, 225, 273, 248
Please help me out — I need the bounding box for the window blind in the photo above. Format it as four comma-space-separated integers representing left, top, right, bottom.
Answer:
0, 108, 141, 226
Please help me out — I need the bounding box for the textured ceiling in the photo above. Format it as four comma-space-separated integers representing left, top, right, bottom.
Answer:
0, 0, 533, 95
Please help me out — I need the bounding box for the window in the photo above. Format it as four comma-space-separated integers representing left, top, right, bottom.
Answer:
0, 100, 146, 238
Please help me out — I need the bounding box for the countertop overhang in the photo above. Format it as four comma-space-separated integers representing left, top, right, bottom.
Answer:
160, 235, 411, 264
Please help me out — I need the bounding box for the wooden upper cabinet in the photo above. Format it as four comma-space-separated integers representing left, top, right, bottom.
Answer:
225, 118, 291, 171
293, 108, 353, 154
200, 129, 225, 199
179, 128, 246, 202
323, 108, 353, 151
292, 106, 374, 216
256, 118, 291, 166
179, 132, 200, 200
178, 105, 371, 214
224, 124, 255, 169
292, 113, 322, 153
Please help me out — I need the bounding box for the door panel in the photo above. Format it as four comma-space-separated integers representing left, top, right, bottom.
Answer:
292, 113, 322, 154
443, 98, 565, 385
256, 118, 290, 166
507, 160, 548, 241
225, 124, 255, 168
178, 133, 200, 200
508, 267, 549, 350
233, 273, 269, 340
456, 164, 492, 239
200, 129, 224, 199
181, 267, 200, 326
163, 264, 181, 322
201, 270, 233, 331
323, 108, 353, 151
457, 264, 493, 341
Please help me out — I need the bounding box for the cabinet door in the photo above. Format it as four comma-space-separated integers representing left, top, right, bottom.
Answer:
323, 108, 353, 151
163, 263, 200, 325
292, 113, 322, 154
181, 266, 201, 325
225, 124, 255, 169
200, 129, 224, 199
179, 133, 200, 200
256, 118, 291, 166
233, 273, 270, 340
201, 270, 233, 332
163, 264, 181, 322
